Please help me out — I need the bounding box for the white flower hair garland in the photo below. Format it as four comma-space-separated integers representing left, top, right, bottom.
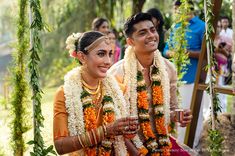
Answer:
65, 32, 82, 57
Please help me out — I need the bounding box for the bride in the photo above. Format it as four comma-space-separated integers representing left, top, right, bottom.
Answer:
53, 31, 139, 156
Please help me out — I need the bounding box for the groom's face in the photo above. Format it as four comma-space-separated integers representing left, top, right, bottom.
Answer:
127, 20, 159, 54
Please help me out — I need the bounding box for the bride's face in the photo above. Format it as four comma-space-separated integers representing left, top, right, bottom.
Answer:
83, 41, 113, 79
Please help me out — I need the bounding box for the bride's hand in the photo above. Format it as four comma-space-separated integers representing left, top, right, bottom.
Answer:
106, 116, 139, 137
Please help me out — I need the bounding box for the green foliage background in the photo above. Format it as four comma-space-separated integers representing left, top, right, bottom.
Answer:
0, 0, 233, 155
0, 0, 229, 87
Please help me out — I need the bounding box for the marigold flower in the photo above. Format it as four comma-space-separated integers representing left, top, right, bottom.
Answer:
103, 112, 115, 123
86, 148, 97, 155
84, 107, 97, 130
155, 117, 167, 135
137, 91, 149, 109
138, 146, 149, 155
136, 67, 171, 155
152, 153, 160, 156
152, 86, 164, 105
161, 146, 171, 156
141, 122, 155, 139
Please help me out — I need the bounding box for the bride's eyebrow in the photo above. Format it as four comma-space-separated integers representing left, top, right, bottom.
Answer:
97, 49, 106, 52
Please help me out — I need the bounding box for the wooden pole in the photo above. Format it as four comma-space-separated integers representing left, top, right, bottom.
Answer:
184, 0, 223, 147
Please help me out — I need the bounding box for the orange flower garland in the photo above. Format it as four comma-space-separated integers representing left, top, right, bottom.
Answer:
136, 67, 172, 155
155, 117, 167, 135
81, 90, 115, 156
140, 122, 155, 139
152, 86, 164, 105
137, 91, 149, 109
83, 107, 97, 130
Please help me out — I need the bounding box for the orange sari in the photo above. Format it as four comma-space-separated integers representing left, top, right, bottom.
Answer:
53, 87, 104, 156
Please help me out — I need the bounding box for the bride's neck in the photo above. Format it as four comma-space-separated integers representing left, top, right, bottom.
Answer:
81, 71, 101, 88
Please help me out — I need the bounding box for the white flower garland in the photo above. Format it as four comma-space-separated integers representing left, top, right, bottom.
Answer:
123, 46, 171, 148
65, 32, 82, 55
64, 67, 85, 136
64, 67, 127, 155
154, 51, 170, 126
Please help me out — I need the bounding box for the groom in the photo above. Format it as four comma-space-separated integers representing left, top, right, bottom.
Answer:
109, 12, 192, 155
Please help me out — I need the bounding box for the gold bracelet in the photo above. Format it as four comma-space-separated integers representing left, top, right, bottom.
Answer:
82, 133, 90, 147
96, 127, 100, 142
102, 125, 107, 137
77, 135, 85, 148
80, 134, 86, 147
86, 132, 93, 146
100, 126, 104, 139
91, 129, 98, 145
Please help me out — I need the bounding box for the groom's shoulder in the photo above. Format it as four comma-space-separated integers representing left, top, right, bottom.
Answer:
108, 59, 125, 74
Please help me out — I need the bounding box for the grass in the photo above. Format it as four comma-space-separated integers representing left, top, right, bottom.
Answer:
0, 86, 234, 155
0, 87, 58, 156
227, 95, 234, 113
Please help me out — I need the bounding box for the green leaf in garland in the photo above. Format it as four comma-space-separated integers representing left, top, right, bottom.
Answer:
137, 71, 144, 81
102, 95, 113, 103
137, 85, 146, 92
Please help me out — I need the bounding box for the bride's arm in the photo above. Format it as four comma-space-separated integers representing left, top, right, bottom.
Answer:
54, 126, 106, 155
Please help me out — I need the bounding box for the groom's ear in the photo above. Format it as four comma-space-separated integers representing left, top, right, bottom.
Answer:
126, 37, 135, 47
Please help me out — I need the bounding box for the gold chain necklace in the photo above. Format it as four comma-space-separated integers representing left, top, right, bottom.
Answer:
82, 80, 101, 95
81, 78, 101, 90
92, 86, 104, 110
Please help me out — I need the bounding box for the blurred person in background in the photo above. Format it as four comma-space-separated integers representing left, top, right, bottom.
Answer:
215, 19, 233, 113
147, 8, 166, 53
107, 29, 121, 64
220, 16, 233, 39
92, 17, 109, 35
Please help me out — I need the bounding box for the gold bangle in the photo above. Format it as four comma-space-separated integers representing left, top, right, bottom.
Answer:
100, 126, 104, 139
96, 127, 100, 142
80, 134, 86, 147
102, 125, 107, 137
91, 129, 98, 145
77, 135, 85, 148
87, 132, 93, 146
82, 133, 90, 147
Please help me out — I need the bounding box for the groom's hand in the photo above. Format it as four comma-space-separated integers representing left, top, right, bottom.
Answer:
179, 109, 193, 127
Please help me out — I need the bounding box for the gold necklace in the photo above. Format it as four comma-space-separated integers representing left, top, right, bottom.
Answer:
92, 86, 103, 109
81, 79, 101, 90
82, 80, 101, 95
83, 84, 100, 95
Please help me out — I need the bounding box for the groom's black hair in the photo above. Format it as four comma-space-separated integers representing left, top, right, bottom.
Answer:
123, 12, 153, 38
